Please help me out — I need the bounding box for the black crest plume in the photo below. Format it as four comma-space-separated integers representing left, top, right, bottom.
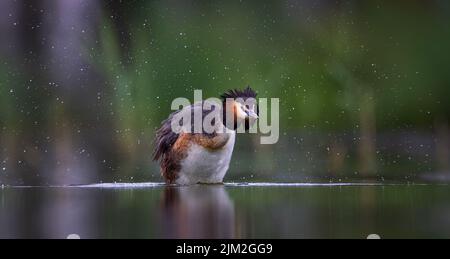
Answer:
220, 86, 257, 101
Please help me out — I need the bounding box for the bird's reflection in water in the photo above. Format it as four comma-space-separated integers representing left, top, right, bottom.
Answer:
161, 185, 235, 238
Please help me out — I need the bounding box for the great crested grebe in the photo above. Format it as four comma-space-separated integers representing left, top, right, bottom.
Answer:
153, 87, 258, 185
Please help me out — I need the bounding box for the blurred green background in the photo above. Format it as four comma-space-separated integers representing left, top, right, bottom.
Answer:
1, 0, 450, 185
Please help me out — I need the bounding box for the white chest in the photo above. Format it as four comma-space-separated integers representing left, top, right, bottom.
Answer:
177, 132, 236, 185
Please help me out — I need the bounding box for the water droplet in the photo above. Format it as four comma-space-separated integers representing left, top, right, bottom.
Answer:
67, 234, 81, 239
367, 234, 381, 239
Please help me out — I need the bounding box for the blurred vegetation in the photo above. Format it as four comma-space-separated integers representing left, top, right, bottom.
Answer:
98, 0, 450, 132
1, 0, 450, 185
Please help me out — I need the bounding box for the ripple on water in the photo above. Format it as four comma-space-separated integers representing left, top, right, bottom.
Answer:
77, 181, 402, 189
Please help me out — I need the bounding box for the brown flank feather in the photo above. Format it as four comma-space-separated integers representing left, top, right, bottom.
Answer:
191, 133, 230, 150
153, 111, 183, 183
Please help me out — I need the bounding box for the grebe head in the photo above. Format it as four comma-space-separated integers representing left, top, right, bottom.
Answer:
220, 86, 258, 131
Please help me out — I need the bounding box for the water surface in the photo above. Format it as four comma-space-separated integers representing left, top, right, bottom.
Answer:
1, 183, 450, 239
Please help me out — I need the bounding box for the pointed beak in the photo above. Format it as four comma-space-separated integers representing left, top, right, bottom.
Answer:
247, 110, 259, 120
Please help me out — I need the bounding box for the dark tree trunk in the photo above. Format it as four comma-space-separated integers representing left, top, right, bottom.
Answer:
0, 0, 120, 185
